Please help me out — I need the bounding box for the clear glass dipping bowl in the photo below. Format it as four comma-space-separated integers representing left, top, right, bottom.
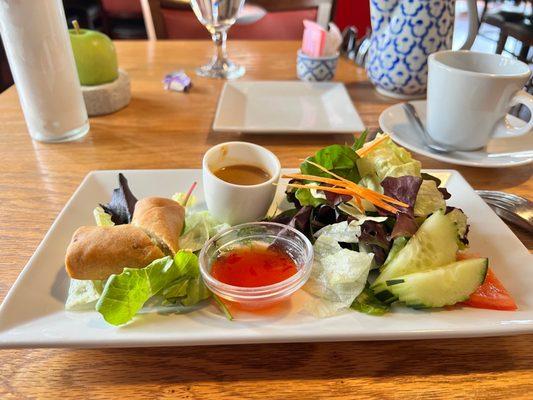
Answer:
199, 222, 314, 309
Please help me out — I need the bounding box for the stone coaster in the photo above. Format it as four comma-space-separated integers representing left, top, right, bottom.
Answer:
82, 69, 131, 116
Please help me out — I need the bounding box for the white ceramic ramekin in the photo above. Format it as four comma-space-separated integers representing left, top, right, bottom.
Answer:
202, 141, 281, 225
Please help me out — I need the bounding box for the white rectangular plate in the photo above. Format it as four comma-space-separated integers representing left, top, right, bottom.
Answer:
0, 169, 532, 348
213, 81, 365, 134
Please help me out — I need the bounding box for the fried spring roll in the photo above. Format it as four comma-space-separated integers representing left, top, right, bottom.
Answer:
132, 197, 185, 254
65, 225, 164, 280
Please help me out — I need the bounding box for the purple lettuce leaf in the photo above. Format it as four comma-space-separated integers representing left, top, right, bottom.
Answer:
324, 191, 352, 207
390, 213, 419, 239
359, 220, 392, 265
100, 173, 138, 225
378, 176, 423, 239
380, 176, 423, 217
439, 187, 452, 200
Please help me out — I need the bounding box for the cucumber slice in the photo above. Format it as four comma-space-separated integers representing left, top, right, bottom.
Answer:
373, 211, 458, 287
385, 258, 488, 308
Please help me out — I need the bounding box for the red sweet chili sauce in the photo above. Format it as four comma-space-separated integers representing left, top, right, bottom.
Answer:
211, 246, 298, 287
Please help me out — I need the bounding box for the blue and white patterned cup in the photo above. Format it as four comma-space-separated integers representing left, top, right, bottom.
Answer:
366, 0, 478, 99
297, 50, 339, 82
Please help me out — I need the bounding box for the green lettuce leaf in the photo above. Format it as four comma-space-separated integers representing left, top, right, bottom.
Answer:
161, 277, 212, 307
65, 279, 104, 311
96, 251, 199, 325
304, 235, 374, 317
213, 295, 233, 321
352, 129, 368, 151
356, 135, 421, 181
351, 285, 390, 316
313, 220, 362, 243
180, 276, 211, 306
358, 173, 382, 193
414, 180, 446, 217
93, 206, 114, 227
172, 192, 197, 208
295, 188, 326, 207
301, 144, 360, 183
447, 208, 469, 249
162, 277, 189, 301
179, 211, 229, 252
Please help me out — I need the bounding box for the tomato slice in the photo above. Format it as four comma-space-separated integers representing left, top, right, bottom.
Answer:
462, 268, 517, 311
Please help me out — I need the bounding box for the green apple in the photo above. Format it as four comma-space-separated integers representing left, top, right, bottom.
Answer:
69, 25, 119, 86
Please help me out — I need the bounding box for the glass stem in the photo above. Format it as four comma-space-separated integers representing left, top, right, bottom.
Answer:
212, 29, 228, 67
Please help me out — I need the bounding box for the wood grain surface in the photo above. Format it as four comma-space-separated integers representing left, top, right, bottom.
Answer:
0, 41, 531, 399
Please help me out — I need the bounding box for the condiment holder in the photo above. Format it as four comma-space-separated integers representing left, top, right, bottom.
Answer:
199, 222, 314, 310
297, 50, 339, 82
297, 20, 341, 82
202, 141, 281, 225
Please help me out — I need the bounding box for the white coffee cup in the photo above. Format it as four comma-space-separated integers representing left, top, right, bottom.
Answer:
427, 50, 533, 151
202, 141, 281, 225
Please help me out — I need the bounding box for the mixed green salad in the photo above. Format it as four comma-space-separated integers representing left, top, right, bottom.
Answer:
270, 132, 516, 316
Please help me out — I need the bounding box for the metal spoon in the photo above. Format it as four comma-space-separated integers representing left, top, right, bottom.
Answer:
476, 190, 533, 233
402, 102, 455, 153
355, 29, 371, 67
402, 102, 533, 159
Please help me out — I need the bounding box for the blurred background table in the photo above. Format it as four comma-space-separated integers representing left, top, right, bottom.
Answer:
0, 40, 531, 399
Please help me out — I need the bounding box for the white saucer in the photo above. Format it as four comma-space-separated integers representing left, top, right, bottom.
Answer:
379, 100, 533, 168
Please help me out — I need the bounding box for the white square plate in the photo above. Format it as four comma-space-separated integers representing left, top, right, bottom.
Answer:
213, 81, 365, 134
0, 169, 532, 348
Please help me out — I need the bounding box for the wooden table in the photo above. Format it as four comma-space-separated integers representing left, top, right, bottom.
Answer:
0, 41, 532, 399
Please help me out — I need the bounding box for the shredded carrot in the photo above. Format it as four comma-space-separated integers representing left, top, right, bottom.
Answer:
352, 196, 364, 212
283, 182, 400, 214
296, 159, 408, 208
355, 185, 407, 207
302, 159, 354, 186
283, 183, 354, 196
356, 134, 390, 157
282, 173, 346, 187
284, 147, 411, 214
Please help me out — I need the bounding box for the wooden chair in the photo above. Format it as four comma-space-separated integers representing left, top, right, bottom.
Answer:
142, 0, 336, 40
495, 18, 533, 62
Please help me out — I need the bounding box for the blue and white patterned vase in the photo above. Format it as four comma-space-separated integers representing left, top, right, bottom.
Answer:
366, 0, 478, 99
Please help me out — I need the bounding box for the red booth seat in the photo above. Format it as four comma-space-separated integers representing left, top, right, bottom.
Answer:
101, 0, 143, 16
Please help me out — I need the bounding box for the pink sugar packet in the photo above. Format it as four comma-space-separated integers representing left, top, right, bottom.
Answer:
302, 20, 327, 57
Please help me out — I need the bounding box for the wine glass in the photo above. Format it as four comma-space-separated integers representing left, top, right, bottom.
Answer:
190, 0, 246, 79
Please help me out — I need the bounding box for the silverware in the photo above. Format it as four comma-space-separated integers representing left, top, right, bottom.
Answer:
354, 29, 371, 67
402, 102, 454, 153
354, 38, 370, 66
402, 102, 533, 159
476, 190, 533, 233
341, 26, 358, 61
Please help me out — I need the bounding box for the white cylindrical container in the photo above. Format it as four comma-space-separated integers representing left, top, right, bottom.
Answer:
0, 0, 89, 142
